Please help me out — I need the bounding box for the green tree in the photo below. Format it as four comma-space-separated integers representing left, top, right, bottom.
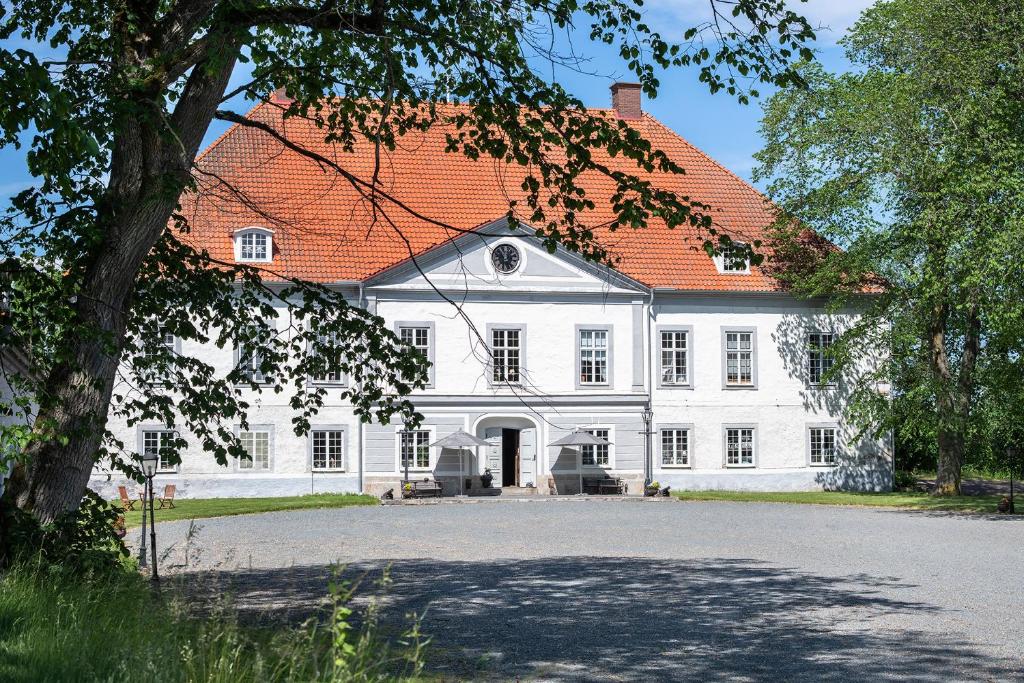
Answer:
754, 0, 1024, 495
0, 1, 816, 523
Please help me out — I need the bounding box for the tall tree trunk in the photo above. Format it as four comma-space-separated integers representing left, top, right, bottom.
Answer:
3, 49, 237, 524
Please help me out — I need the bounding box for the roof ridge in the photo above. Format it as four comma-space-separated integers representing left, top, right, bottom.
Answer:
194, 100, 271, 165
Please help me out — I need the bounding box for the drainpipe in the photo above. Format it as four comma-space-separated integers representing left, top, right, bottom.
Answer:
357, 281, 365, 494
644, 289, 655, 486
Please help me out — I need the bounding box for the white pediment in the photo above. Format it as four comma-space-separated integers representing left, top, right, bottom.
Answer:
366, 219, 647, 295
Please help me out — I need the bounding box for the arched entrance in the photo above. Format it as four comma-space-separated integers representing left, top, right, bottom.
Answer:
473, 415, 541, 488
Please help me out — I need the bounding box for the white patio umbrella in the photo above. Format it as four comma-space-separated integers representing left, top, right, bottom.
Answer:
549, 430, 613, 495
431, 429, 490, 496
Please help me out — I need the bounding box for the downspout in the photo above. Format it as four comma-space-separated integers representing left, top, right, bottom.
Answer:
357, 281, 365, 494
645, 288, 655, 486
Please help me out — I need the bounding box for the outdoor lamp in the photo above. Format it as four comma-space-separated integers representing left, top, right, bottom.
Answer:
141, 451, 158, 477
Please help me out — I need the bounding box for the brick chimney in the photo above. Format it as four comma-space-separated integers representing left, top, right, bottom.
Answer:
270, 85, 292, 105
610, 82, 642, 119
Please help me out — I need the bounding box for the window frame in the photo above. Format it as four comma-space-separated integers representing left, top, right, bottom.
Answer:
394, 321, 435, 388
234, 424, 274, 472
807, 424, 840, 467
656, 325, 694, 389
720, 326, 758, 390
575, 324, 614, 389
396, 427, 435, 472
807, 332, 837, 388
234, 317, 276, 386
142, 325, 181, 386
579, 425, 613, 468
233, 227, 274, 263
309, 425, 347, 472
307, 321, 347, 387
722, 425, 757, 468
658, 423, 694, 469
486, 323, 526, 387
137, 426, 178, 473
714, 241, 751, 274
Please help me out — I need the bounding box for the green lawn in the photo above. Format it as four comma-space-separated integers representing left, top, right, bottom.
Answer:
673, 490, 1013, 513
119, 492, 377, 528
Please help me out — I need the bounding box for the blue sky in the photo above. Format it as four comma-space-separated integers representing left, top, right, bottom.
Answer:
0, 0, 872, 200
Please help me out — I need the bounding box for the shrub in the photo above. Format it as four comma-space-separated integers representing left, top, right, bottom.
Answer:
893, 470, 919, 492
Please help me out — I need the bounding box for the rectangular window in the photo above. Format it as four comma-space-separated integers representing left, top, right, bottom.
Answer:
400, 430, 431, 470
580, 428, 610, 467
660, 330, 689, 385
809, 427, 838, 466
237, 321, 273, 384
312, 329, 344, 384
143, 327, 176, 383
725, 331, 754, 386
579, 329, 609, 384
142, 430, 176, 472
312, 430, 345, 471
808, 333, 835, 386
491, 328, 521, 383
722, 243, 749, 272
240, 232, 268, 261
725, 427, 755, 467
238, 430, 270, 470
661, 429, 690, 467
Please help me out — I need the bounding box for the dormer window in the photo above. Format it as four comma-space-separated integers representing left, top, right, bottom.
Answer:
234, 228, 273, 263
716, 242, 750, 274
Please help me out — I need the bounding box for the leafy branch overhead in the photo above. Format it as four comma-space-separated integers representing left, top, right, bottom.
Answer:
0, 0, 814, 521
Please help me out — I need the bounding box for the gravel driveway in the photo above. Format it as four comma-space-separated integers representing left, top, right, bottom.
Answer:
149, 499, 1024, 681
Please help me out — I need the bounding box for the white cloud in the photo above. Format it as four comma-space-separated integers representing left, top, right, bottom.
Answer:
641, 0, 878, 45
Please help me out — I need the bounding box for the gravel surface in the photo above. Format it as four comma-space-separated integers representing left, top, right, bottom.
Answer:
146, 499, 1024, 681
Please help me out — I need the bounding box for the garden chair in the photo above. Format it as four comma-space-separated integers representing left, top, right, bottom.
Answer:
117, 485, 139, 511
157, 484, 177, 509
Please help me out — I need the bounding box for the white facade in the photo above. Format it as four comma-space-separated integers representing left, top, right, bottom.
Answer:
94, 222, 892, 498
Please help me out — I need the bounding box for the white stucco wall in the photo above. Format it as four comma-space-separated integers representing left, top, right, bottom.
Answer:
94, 236, 891, 498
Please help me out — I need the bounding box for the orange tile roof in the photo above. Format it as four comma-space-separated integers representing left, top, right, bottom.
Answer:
183, 101, 783, 291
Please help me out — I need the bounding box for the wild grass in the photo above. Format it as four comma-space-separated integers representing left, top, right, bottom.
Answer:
0, 561, 425, 682
121, 492, 378, 528
673, 490, 1011, 513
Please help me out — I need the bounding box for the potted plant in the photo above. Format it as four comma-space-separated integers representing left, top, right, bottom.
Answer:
644, 480, 661, 497
402, 482, 413, 499
480, 468, 494, 488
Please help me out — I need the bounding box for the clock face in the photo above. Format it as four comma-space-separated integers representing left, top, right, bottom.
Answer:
491, 244, 521, 274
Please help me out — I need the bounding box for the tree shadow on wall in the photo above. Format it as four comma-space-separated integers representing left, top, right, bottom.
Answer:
773, 313, 892, 491
182, 556, 1017, 681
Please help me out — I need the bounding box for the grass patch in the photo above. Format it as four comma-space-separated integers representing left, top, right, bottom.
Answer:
120, 492, 378, 528
673, 490, 1012, 513
0, 562, 424, 682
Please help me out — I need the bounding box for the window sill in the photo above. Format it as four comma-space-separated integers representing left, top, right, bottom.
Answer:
724, 464, 757, 469
807, 383, 838, 390
660, 464, 692, 469
658, 383, 693, 390
809, 463, 837, 468
723, 384, 757, 390
312, 468, 347, 473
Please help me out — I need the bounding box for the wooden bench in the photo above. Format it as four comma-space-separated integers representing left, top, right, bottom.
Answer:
582, 476, 626, 495
403, 478, 443, 499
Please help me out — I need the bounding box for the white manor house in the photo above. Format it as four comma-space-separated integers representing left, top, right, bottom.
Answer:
95, 84, 892, 498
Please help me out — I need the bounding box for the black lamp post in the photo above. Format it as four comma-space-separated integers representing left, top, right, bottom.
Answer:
641, 407, 654, 487
141, 451, 159, 583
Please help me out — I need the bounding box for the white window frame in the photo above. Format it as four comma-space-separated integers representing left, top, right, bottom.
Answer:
309, 324, 346, 386
807, 425, 840, 467
657, 326, 693, 388
143, 325, 179, 385
658, 425, 693, 468
808, 332, 836, 387
236, 425, 273, 471
396, 427, 435, 472
579, 426, 613, 468
310, 427, 347, 472
714, 241, 750, 274
721, 327, 757, 389
233, 227, 274, 263
395, 321, 435, 388
723, 425, 757, 468
139, 428, 177, 473
576, 325, 612, 388
487, 323, 525, 386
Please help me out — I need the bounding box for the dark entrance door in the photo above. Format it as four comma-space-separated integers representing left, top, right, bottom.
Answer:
501, 428, 520, 486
